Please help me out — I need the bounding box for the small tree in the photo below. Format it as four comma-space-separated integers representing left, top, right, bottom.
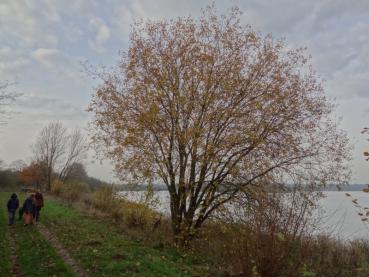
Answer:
65, 162, 88, 182
20, 162, 44, 190
9, 160, 27, 172
34, 122, 66, 190
88, 6, 350, 242
58, 130, 87, 183
33, 122, 87, 190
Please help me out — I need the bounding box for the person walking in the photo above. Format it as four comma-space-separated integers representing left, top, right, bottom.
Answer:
34, 192, 44, 222
22, 194, 36, 226
7, 193, 19, 226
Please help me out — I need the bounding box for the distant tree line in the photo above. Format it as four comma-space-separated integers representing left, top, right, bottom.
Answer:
0, 122, 110, 192
0, 160, 109, 191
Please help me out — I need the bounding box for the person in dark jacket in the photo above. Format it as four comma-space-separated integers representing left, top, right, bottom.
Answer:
22, 194, 36, 226
7, 193, 19, 226
34, 192, 44, 222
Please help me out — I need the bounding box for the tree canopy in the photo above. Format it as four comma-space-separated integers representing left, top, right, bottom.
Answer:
88, 6, 351, 240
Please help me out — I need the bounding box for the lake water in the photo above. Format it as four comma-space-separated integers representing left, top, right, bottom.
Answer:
117, 190, 369, 241
317, 191, 369, 240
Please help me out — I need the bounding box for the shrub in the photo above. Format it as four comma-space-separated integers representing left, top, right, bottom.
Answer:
51, 180, 89, 202
194, 188, 322, 276
92, 186, 117, 211
51, 180, 64, 196
120, 201, 156, 229
62, 181, 90, 202
91, 186, 157, 229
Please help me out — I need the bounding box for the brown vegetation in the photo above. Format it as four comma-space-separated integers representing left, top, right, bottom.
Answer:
20, 162, 43, 189
48, 184, 369, 276
89, 186, 160, 230
51, 180, 89, 202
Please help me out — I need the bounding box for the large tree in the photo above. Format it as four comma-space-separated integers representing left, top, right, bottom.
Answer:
88, 6, 350, 241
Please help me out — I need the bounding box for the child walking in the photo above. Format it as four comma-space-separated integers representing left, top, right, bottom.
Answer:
7, 193, 19, 226
22, 194, 36, 226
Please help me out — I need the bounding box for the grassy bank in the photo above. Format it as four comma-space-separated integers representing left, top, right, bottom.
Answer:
41, 198, 210, 276
0, 194, 12, 276
14, 223, 76, 276
0, 190, 212, 276
5, 187, 369, 276
0, 193, 75, 276
49, 186, 369, 276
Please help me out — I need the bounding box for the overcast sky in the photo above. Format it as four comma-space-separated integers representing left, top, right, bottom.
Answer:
0, 0, 368, 183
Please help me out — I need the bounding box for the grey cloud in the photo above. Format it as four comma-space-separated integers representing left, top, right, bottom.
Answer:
31, 48, 62, 68
308, 19, 369, 99
311, 0, 369, 31
88, 17, 111, 53
111, 0, 202, 40
0, 1, 58, 48
30, 48, 85, 82
14, 94, 88, 120
0, 47, 30, 79
328, 71, 369, 99
107, 0, 369, 100
226, 0, 369, 100
0, 0, 99, 51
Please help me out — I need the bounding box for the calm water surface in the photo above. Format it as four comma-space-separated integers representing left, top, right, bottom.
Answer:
118, 191, 369, 240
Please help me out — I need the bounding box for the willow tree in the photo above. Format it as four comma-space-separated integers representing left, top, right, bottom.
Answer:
88, 6, 350, 240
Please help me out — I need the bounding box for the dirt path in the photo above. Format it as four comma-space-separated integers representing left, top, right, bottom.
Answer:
8, 226, 22, 277
36, 223, 89, 277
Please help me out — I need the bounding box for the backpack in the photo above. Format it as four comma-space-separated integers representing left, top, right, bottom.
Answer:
35, 192, 44, 208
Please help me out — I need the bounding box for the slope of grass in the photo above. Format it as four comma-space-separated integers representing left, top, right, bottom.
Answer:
0, 193, 75, 277
41, 199, 210, 276
0, 194, 12, 277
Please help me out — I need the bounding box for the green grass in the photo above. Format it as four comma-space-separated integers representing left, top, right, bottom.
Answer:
0, 193, 75, 277
41, 198, 210, 276
0, 194, 12, 277
0, 191, 211, 276
14, 224, 76, 276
